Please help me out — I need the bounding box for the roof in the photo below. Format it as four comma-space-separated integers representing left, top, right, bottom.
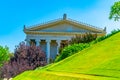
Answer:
24, 14, 106, 35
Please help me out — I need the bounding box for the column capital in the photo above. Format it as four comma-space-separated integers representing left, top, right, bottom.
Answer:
35, 39, 40, 41
56, 40, 61, 43
26, 39, 30, 41
46, 39, 51, 43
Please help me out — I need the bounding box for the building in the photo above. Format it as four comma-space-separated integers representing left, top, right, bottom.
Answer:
24, 14, 106, 63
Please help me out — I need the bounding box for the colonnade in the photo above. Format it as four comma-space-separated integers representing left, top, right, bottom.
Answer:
26, 39, 61, 63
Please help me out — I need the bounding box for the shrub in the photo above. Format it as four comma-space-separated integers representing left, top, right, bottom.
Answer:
55, 43, 90, 62
0, 42, 46, 79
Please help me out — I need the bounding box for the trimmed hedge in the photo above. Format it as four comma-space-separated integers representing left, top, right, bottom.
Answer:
55, 43, 90, 62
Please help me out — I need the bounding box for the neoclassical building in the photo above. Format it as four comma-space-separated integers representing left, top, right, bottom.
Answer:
24, 14, 106, 63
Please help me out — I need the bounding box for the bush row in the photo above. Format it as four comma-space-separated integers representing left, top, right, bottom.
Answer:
55, 43, 90, 62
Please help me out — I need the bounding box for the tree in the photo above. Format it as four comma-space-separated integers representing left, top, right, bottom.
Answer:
0, 46, 10, 67
109, 1, 120, 21
0, 42, 46, 79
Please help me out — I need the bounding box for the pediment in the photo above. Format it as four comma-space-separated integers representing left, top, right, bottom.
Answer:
25, 19, 105, 33
35, 23, 91, 33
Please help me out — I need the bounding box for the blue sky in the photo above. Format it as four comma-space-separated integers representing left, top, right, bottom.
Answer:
0, 0, 119, 52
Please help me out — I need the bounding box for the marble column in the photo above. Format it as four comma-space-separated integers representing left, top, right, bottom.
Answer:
36, 39, 40, 46
56, 40, 61, 55
26, 39, 30, 46
46, 39, 51, 63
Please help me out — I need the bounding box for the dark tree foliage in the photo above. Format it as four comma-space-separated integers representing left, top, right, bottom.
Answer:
69, 32, 97, 44
0, 42, 46, 78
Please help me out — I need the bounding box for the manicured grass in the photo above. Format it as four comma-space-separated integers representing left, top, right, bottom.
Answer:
13, 71, 119, 80
13, 32, 120, 80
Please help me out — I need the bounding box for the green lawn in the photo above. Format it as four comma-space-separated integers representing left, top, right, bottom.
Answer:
13, 32, 120, 80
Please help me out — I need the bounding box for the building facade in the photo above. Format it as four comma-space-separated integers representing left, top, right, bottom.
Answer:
24, 14, 106, 63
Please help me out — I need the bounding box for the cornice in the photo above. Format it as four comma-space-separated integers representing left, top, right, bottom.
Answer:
24, 31, 106, 36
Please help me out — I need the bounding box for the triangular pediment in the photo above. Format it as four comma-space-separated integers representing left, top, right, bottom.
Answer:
24, 19, 105, 33
35, 23, 91, 33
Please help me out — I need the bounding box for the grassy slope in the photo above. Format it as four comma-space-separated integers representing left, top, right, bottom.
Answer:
14, 32, 120, 80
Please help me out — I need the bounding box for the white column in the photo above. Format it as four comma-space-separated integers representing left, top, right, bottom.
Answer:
56, 40, 61, 55
36, 39, 40, 46
46, 40, 51, 63
26, 39, 30, 46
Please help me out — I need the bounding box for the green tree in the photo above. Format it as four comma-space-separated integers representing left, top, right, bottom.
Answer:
109, 1, 120, 21
0, 46, 10, 67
